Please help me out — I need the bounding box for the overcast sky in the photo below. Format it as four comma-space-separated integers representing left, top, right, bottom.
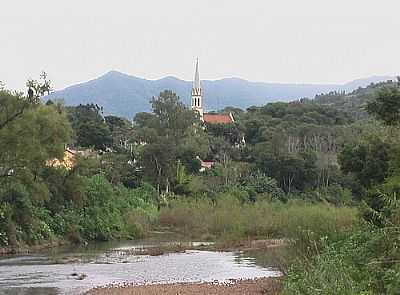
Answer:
1, 0, 400, 91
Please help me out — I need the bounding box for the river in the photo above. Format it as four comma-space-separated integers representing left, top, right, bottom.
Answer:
0, 236, 282, 295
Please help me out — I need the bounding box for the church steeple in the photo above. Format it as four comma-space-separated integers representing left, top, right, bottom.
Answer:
193, 58, 201, 90
191, 58, 204, 120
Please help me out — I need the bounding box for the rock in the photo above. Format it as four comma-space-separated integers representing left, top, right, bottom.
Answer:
76, 273, 87, 280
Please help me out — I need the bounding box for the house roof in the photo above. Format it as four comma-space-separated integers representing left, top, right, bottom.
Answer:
203, 113, 234, 124
66, 148, 77, 155
201, 161, 215, 169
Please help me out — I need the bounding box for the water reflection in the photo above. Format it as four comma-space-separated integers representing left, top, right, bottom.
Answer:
0, 238, 282, 295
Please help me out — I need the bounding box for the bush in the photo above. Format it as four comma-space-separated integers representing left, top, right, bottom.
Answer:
79, 174, 157, 241
243, 174, 285, 201
283, 227, 400, 295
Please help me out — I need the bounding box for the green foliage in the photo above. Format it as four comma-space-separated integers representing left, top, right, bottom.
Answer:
367, 86, 400, 126
26, 72, 52, 104
205, 122, 243, 145
283, 227, 400, 295
138, 90, 205, 191
67, 104, 112, 150
0, 95, 71, 182
150, 90, 198, 140
315, 79, 399, 120
240, 101, 352, 145
284, 116, 400, 294
255, 150, 319, 193
0, 86, 73, 246
0, 84, 159, 247
60, 174, 157, 242
242, 173, 285, 201
339, 137, 390, 188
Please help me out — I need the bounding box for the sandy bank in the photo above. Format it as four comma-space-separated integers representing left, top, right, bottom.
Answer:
85, 277, 281, 295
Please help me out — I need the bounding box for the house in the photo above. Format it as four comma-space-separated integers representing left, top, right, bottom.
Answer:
46, 148, 77, 170
196, 156, 215, 172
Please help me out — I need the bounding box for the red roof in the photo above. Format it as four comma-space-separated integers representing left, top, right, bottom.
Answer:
201, 161, 215, 169
203, 113, 234, 124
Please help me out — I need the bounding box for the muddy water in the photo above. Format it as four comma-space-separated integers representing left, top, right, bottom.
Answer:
0, 238, 281, 295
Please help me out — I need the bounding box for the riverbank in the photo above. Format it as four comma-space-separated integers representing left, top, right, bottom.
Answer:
85, 277, 282, 295
0, 239, 69, 255
0, 236, 286, 257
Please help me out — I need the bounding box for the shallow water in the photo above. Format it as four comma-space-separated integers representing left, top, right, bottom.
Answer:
0, 238, 281, 295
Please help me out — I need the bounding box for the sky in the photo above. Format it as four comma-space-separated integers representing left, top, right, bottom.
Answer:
1, 0, 400, 91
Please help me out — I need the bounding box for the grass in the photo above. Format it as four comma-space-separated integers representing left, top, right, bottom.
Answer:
157, 197, 358, 246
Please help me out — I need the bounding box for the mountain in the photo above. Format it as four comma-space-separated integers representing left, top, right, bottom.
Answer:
46, 71, 395, 118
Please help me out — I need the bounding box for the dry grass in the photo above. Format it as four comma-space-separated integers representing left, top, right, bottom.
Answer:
158, 198, 358, 243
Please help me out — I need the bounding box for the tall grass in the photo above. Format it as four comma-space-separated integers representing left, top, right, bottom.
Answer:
158, 197, 358, 246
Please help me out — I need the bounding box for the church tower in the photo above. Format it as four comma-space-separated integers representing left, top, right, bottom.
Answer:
191, 58, 204, 121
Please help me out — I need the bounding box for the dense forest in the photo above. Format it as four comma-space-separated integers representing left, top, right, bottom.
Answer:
1, 75, 400, 294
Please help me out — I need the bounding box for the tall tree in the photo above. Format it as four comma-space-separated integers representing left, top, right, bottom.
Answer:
0, 89, 71, 245
139, 90, 204, 192
67, 104, 112, 150
338, 137, 390, 188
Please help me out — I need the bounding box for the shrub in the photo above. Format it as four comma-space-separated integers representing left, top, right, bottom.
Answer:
283, 227, 400, 295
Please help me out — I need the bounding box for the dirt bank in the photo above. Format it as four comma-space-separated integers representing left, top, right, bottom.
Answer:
85, 278, 282, 295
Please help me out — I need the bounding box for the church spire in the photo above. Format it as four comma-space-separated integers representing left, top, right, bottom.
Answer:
191, 58, 203, 120
193, 58, 201, 90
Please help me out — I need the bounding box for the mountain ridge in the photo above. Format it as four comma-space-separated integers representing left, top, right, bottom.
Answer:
46, 71, 396, 118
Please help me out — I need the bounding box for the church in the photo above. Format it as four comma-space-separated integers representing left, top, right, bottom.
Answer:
190, 59, 235, 124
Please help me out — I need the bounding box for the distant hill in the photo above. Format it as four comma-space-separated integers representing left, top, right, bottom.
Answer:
315, 79, 399, 120
46, 71, 395, 118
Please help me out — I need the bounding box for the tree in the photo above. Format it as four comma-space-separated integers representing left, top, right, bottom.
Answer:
142, 139, 176, 193
68, 104, 112, 150
0, 72, 52, 131
0, 90, 72, 245
150, 90, 198, 141
338, 137, 390, 188
139, 90, 204, 192
366, 86, 400, 126
105, 115, 127, 132
243, 173, 284, 201
76, 120, 112, 150
254, 142, 318, 193
0, 90, 28, 131
26, 71, 52, 104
